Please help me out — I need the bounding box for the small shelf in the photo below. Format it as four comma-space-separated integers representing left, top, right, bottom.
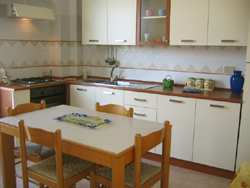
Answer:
142, 16, 166, 19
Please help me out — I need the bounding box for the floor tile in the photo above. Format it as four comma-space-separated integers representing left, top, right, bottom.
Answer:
0, 157, 232, 188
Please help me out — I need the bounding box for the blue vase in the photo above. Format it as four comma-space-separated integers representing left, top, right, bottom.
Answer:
230, 71, 244, 94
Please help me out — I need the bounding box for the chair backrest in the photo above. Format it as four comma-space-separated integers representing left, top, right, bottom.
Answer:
134, 121, 172, 188
18, 119, 64, 187
95, 102, 133, 117
6, 100, 46, 117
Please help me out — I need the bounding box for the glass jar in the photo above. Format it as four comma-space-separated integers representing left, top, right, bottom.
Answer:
186, 77, 196, 87
195, 78, 204, 89
204, 79, 213, 90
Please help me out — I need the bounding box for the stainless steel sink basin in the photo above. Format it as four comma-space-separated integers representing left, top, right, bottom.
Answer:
82, 79, 159, 89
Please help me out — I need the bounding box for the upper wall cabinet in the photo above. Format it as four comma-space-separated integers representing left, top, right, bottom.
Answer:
82, 0, 137, 45
170, 0, 209, 46
136, 0, 170, 45
208, 0, 250, 46
170, 0, 250, 46
82, 0, 108, 45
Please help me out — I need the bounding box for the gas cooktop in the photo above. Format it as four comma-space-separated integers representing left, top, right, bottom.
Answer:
12, 77, 62, 86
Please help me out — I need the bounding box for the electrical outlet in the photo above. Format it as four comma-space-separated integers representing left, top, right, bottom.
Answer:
224, 66, 235, 74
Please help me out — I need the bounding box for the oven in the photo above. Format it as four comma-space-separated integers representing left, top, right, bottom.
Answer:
30, 85, 66, 108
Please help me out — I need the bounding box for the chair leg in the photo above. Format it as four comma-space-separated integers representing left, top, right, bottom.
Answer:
39, 184, 44, 188
90, 171, 100, 188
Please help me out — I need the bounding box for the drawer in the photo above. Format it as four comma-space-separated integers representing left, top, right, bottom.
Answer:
95, 87, 123, 106
125, 105, 157, 122
124, 91, 157, 108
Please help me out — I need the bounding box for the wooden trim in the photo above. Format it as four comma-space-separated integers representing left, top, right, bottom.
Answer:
142, 152, 235, 179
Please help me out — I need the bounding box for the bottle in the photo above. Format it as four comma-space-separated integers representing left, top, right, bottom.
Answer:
82, 69, 87, 80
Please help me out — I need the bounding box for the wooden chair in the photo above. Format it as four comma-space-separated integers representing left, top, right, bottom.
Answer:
6, 100, 55, 163
90, 121, 172, 188
95, 102, 134, 117
18, 119, 96, 188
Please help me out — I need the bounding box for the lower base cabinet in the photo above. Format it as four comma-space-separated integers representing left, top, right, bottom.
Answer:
157, 95, 196, 161
70, 85, 95, 110
193, 99, 241, 171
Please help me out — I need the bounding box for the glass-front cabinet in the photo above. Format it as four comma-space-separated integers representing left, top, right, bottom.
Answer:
137, 0, 170, 45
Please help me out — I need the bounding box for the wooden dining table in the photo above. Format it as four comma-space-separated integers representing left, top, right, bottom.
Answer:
0, 105, 167, 188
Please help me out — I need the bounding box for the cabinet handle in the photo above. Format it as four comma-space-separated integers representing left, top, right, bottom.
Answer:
77, 88, 87, 91
103, 91, 114, 95
210, 104, 224, 108
169, 99, 183, 103
115, 40, 127, 43
89, 40, 99, 42
134, 113, 146, 117
181, 39, 195, 42
221, 40, 236, 43
134, 98, 147, 102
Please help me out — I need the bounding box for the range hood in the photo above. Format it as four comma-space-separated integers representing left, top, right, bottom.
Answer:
0, 3, 55, 20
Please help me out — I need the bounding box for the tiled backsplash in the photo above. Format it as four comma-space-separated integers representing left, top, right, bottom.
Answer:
0, 39, 246, 88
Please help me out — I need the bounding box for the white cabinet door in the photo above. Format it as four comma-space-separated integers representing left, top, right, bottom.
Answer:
70, 85, 95, 110
108, 0, 136, 45
170, 0, 209, 46
193, 99, 240, 171
12, 90, 30, 108
157, 95, 196, 161
82, 0, 108, 45
208, 0, 250, 46
95, 87, 123, 106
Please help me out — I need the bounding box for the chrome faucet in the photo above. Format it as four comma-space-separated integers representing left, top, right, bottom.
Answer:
110, 64, 120, 83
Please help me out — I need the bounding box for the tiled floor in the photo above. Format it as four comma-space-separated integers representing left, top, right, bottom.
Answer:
0, 158, 232, 188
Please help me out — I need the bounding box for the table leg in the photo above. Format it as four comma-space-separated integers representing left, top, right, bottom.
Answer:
0, 131, 16, 188
111, 155, 125, 188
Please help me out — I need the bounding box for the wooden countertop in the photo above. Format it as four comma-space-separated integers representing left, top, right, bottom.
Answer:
68, 80, 242, 103
0, 79, 242, 103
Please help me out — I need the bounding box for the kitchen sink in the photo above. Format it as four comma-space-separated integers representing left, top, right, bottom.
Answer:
81, 79, 159, 89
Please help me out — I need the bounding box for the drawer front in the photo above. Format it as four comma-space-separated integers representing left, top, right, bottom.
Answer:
125, 105, 157, 122
124, 91, 157, 108
95, 87, 123, 106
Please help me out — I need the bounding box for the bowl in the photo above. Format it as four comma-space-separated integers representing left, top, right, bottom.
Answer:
163, 75, 174, 88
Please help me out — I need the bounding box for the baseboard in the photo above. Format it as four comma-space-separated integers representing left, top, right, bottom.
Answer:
142, 152, 235, 179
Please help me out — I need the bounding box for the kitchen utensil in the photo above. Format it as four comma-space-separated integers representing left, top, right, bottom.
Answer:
163, 75, 174, 88
109, 46, 116, 65
105, 46, 112, 64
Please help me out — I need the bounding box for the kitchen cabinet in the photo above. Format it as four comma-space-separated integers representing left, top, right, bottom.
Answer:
70, 85, 95, 110
136, 0, 170, 45
108, 0, 137, 45
82, 0, 108, 45
95, 87, 123, 106
170, 0, 250, 46
82, 0, 136, 45
208, 0, 250, 46
193, 99, 241, 171
157, 95, 196, 161
124, 90, 157, 122
124, 90, 157, 153
170, 0, 209, 46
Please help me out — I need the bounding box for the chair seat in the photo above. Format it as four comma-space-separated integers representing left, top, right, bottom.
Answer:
15, 142, 55, 158
28, 153, 95, 181
96, 162, 162, 187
